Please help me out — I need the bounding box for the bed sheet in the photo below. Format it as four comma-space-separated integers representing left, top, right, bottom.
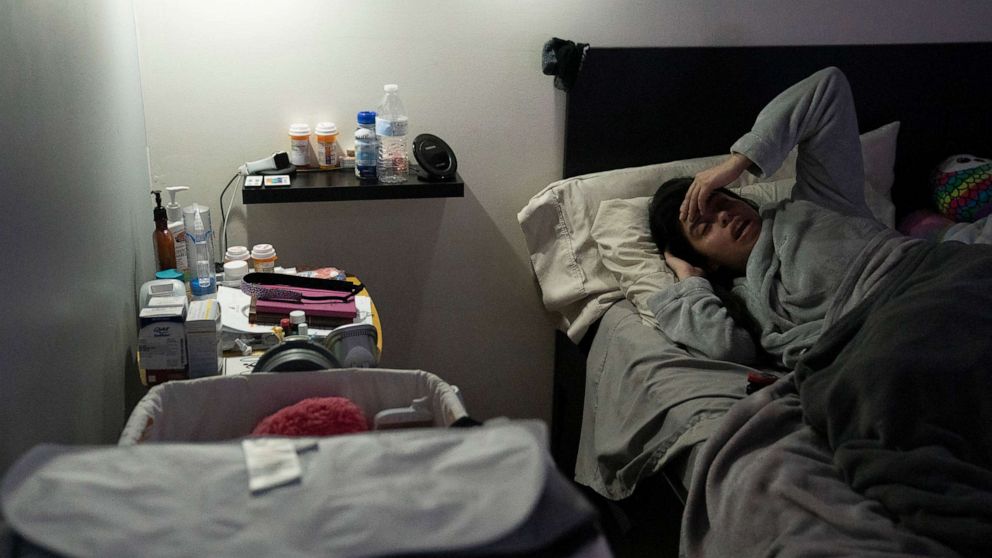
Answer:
681, 374, 960, 558
574, 299, 754, 500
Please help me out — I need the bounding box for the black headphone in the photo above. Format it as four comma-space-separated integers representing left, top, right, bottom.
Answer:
413, 134, 458, 181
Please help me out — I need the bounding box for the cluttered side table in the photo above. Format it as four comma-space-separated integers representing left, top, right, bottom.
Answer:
138, 274, 381, 386
218, 273, 383, 376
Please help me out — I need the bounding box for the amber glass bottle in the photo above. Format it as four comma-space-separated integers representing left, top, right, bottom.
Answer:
151, 191, 176, 271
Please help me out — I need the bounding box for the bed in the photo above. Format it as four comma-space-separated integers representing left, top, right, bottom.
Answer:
519, 43, 992, 557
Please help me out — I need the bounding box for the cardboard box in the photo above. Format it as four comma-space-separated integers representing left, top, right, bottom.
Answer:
187, 299, 222, 378
138, 306, 187, 385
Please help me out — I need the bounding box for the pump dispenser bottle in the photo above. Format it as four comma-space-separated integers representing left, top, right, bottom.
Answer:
151, 191, 176, 272
165, 186, 189, 282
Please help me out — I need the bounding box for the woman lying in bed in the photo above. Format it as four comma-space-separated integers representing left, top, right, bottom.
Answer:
647, 66, 930, 369
647, 67, 992, 557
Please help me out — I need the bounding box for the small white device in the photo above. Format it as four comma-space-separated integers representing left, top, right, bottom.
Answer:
239, 151, 292, 176
139, 279, 186, 309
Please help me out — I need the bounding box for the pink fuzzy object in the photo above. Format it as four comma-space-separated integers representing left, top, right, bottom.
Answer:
251, 396, 368, 437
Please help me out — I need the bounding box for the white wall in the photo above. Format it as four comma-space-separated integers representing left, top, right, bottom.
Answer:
132, 0, 992, 424
0, 1, 152, 475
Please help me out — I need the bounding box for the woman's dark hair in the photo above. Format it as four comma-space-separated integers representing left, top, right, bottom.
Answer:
648, 177, 768, 359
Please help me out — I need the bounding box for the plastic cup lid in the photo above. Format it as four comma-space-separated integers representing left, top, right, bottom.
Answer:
289, 123, 310, 135
315, 122, 338, 135
155, 269, 183, 280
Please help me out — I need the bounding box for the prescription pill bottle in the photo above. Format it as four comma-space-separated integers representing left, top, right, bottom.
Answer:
315, 122, 341, 169
251, 243, 278, 273
223, 260, 249, 282
288, 123, 312, 167
224, 245, 251, 263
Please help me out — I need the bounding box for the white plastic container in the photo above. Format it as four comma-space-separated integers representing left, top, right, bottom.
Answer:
375, 84, 410, 184
288, 123, 312, 167
223, 260, 248, 282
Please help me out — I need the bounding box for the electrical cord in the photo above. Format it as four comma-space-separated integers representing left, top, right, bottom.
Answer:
218, 172, 240, 258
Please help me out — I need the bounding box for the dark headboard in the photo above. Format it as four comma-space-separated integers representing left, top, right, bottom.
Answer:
564, 42, 992, 222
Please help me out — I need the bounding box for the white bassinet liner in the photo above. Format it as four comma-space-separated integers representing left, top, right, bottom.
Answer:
119, 368, 468, 444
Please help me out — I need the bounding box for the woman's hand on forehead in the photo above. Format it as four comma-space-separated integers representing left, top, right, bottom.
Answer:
681, 153, 753, 223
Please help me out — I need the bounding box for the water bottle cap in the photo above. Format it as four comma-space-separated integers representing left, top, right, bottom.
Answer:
357, 111, 376, 125
315, 122, 337, 135
383, 84, 398, 93
288, 123, 310, 136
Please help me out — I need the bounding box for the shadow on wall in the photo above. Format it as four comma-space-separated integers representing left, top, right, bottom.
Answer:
242, 186, 555, 422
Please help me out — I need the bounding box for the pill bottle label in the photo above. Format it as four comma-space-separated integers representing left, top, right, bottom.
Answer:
318, 142, 340, 168
253, 258, 277, 273
290, 138, 310, 166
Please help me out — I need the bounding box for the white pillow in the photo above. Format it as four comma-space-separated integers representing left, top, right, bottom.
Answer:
590, 197, 669, 330
861, 121, 899, 227
518, 123, 899, 341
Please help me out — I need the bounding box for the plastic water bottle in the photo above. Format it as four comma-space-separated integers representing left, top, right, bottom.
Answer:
183, 203, 216, 299
355, 128, 377, 181
375, 84, 409, 184
355, 111, 377, 180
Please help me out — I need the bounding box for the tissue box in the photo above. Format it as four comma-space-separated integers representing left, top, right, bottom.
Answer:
186, 299, 222, 378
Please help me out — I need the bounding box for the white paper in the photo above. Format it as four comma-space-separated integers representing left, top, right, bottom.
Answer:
217, 286, 272, 334
242, 438, 302, 494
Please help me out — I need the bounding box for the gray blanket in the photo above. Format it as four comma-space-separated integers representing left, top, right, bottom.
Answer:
682, 240, 992, 557
681, 375, 960, 558
796, 240, 992, 557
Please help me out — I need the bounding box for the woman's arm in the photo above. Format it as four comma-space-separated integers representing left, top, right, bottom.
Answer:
730, 67, 873, 218
649, 253, 758, 364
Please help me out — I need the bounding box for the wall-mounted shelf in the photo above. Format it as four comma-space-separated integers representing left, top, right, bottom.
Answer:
241, 168, 464, 204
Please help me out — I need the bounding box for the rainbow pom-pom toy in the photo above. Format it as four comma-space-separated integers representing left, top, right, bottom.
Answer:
931, 154, 992, 222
